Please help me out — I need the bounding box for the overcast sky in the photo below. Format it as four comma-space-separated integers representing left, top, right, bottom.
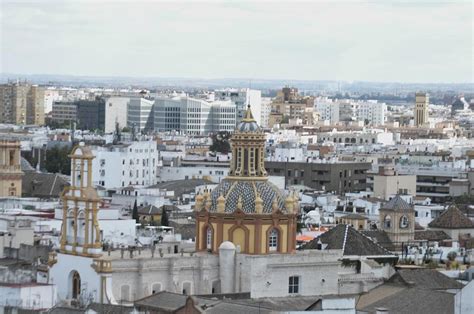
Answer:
1, 0, 472, 83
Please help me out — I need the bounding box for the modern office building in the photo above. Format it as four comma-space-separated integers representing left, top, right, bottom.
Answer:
127, 97, 154, 133
0, 82, 45, 125
76, 98, 106, 131
104, 97, 129, 133
154, 97, 236, 135
396, 163, 467, 203
51, 101, 77, 124
265, 160, 371, 193
414, 92, 429, 127
214, 88, 262, 126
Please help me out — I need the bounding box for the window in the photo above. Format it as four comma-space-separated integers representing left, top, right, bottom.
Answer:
269, 229, 278, 251
206, 227, 212, 250
152, 283, 161, 294
121, 285, 131, 301
400, 215, 409, 229
289, 276, 300, 294
384, 215, 391, 229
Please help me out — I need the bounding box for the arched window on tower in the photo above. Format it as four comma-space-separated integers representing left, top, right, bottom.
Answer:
384, 215, 392, 229
206, 227, 212, 250
269, 228, 278, 252
400, 215, 409, 229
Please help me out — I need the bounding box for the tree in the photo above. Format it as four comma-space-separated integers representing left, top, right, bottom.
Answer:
44, 145, 71, 175
132, 199, 139, 223
209, 131, 231, 154
161, 207, 169, 227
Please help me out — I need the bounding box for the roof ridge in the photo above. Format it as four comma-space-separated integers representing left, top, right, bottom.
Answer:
358, 229, 393, 255
50, 174, 58, 196
342, 224, 349, 254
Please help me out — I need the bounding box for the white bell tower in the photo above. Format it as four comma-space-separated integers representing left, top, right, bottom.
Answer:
60, 144, 102, 257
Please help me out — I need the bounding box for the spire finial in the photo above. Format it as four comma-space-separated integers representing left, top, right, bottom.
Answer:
243, 105, 255, 122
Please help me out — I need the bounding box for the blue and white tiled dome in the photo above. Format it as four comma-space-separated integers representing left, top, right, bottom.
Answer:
237, 119, 260, 132
236, 105, 261, 132
208, 179, 288, 214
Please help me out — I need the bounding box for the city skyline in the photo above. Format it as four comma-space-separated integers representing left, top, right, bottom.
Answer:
1, 0, 473, 84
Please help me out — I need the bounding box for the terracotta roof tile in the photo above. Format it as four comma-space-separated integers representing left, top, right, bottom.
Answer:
428, 205, 474, 229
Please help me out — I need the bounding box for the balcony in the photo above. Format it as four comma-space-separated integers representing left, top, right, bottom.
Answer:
417, 181, 449, 187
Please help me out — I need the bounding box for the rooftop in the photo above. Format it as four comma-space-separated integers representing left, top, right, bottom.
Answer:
357, 268, 464, 313
428, 205, 474, 229
381, 195, 414, 213
303, 224, 394, 257
149, 179, 213, 198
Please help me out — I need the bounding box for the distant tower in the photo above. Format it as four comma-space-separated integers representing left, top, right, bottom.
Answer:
0, 139, 23, 197
414, 92, 429, 127
60, 144, 102, 257
379, 195, 415, 249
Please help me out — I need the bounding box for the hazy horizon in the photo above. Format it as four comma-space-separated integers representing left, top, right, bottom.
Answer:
2, 1, 473, 84
2, 72, 474, 86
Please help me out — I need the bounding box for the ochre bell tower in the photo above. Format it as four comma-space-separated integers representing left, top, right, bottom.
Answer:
60, 144, 102, 257
0, 139, 23, 197
195, 106, 298, 254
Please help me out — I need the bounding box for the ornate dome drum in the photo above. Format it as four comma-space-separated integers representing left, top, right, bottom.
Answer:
195, 106, 298, 254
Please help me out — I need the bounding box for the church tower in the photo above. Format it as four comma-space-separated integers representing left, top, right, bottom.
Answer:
0, 139, 23, 197
379, 195, 415, 249
195, 106, 298, 254
60, 144, 102, 257
49, 144, 112, 303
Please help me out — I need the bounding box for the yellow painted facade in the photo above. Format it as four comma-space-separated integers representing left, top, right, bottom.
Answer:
197, 217, 295, 255
195, 107, 298, 255
0, 140, 23, 197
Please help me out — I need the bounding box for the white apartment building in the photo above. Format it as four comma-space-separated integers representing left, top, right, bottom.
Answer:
315, 97, 340, 124
127, 97, 154, 132
154, 97, 236, 135
44, 88, 62, 114
211, 100, 237, 132
91, 141, 158, 189
104, 97, 129, 133
260, 97, 272, 128
357, 100, 386, 125
314, 98, 386, 126
214, 88, 262, 126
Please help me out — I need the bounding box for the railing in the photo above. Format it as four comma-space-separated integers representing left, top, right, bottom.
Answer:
338, 273, 380, 282
0, 298, 49, 310
92, 259, 113, 273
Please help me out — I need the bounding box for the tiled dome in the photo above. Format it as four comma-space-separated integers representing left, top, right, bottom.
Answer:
237, 119, 260, 132
236, 105, 261, 132
208, 179, 288, 214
